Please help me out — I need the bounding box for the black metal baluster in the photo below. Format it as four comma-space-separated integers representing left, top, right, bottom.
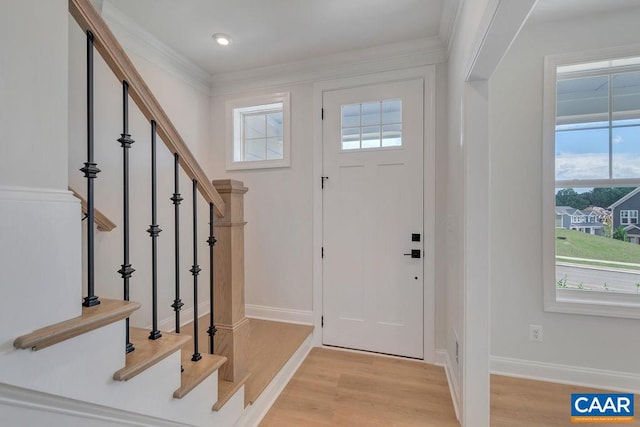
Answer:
207, 203, 217, 354
170, 153, 184, 332
148, 120, 162, 340
190, 180, 202, 362
117, 81, 135, 353
81, 30, 100, 308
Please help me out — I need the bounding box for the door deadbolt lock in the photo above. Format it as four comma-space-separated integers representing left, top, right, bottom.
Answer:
403, 249, 421, 259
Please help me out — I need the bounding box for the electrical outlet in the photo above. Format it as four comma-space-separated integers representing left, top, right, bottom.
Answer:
529, 324, 543, 342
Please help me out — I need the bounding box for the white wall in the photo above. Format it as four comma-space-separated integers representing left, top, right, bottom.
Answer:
0, 0, 83, 353
68, 17, 213, 332
490, 8, 640, 379
209, 83, 315, 313
443, 0, 492, 415
0, 0, 69, 190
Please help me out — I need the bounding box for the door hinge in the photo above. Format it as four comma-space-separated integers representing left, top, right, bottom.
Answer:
321, 316, 324, 327
321, 108, 324, 120
321, 247, 324, 258
321, 176, 329, 189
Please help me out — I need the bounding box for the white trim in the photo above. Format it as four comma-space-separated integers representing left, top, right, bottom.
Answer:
465, 0, 537, 81
437, 349, 461, 422
101, 0, 212, 95
435, 348, 448, 367
212, 38, 446, 96
225, 93, 291, 171
235, 335, 313, 427
245, 305, 313, 326
609, 187, 640, 209
311, 67, 437, 363
491, 356, 640, 394
0, 383, 188, 427
157, 301, 210, 332
0, 186, 78, 204
543, 45, 640, 319
439, 0, 463, 54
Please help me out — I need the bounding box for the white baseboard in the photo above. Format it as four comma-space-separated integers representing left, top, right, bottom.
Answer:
436, 348, 461, 422
156, 301, 210, 333
245, 304, 313, 325
0, 382, 188, 427
235, 335, 313, 427
491, 356, 640, 394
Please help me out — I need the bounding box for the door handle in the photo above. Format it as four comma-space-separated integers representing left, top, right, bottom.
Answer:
403, 249, 421, 259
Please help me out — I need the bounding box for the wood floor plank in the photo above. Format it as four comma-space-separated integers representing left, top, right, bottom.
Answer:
491, 375, 640, 427
245, 319, 313, 406
262, 347, 458, 426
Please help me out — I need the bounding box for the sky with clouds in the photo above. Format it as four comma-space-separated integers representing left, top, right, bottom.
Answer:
555, 125, 640, 180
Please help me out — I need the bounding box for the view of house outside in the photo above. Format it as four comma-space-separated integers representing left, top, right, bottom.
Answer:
555, 187, 640, 295
554, 57, 640, 296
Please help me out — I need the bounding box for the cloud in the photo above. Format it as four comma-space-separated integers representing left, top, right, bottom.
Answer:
613, 135, 623, 144
556, 153, 640, 180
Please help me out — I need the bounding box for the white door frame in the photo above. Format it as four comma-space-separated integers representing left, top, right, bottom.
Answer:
312, 66, 436, 363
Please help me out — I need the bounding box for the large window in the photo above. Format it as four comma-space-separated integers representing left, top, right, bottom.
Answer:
544, 50, 640, 318
226, 93, 291, 170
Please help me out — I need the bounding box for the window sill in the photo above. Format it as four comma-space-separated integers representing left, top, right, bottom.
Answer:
545, 288, 640, 319
226, 159, 290, 171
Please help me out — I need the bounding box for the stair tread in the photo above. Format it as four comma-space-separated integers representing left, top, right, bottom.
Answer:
173, 350, 227, 399
113, 327, 190, 381
13, 299, 140, 351
213, 373, 250, 411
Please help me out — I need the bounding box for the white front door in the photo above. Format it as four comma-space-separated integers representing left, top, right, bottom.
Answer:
322, 79, 424, 359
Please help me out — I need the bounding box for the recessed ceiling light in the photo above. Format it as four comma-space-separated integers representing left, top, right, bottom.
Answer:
212, 33, 231, 46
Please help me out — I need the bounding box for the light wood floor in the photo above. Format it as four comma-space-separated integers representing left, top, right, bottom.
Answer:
261, 347, 458, 426
180, 316, 313, 407
262, 347, 640, 426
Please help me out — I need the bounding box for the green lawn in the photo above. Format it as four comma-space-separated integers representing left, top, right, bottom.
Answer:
556, 228, 640, 269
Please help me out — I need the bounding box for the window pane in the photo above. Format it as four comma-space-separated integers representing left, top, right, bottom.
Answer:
613, 71, 640, 126
342, 104, 360, 128
342, 127, 360, 150
612, 125, 640, 178
382, 124, 402, 147
266, 112, 283, 137
266, 137, 283, 160
245, 138, 266, 161
361, 126, 380, 148
556, 76, 609, 129
555, 128, 609, 180
361, 102, 380, 126
244, 114, 266, 139
555, 186, 640, 295
382, 100, 402, 124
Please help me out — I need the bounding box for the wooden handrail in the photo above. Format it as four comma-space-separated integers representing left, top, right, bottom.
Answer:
69, 186, 117, 232
69, 0, 225, 217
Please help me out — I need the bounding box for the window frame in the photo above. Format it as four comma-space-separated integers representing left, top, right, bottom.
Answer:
620, 210, 638, 225
225, 92, 291, 170
543, 46, 640, 319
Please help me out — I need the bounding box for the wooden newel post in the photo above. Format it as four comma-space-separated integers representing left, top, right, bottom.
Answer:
212, 179, 249, 382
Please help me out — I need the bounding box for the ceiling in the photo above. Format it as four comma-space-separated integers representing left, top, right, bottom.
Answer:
105, 0, 445, 76
104, 0, 640, 78
531, 0, 640, 22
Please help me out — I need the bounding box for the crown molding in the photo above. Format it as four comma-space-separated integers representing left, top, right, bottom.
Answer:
101, 0, 212, 95
440, 0, 463, 55
210, 37, 447, 96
